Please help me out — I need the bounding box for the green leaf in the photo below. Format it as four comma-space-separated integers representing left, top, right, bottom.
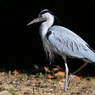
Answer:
83, 78, 87, 81
51, 80, 56, 84
33, 64, 39, 69
9, 88, 14, 92
57, 74, 61, 79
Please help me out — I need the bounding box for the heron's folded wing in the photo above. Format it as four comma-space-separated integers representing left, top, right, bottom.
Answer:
48, 26, 95, 62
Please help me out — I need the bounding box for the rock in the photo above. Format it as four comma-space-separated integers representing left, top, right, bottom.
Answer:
0, 90, 11, 95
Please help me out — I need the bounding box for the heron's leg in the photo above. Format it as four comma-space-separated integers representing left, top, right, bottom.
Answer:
62, 56, 68, 91
64, 60, 69, 91
67, 62, 88, 86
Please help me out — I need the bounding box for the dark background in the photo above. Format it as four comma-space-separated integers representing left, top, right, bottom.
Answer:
0, 0, 95, 75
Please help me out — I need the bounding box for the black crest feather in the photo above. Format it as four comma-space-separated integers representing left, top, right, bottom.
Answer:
39, 9, 62, 25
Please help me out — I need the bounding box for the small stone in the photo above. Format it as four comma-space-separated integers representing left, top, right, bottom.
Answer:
0, 90, 11, 95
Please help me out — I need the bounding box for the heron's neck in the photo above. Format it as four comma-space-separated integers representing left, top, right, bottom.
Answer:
39, 15, 54, 39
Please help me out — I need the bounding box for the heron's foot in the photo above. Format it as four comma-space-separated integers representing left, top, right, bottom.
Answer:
68, 74, 76, 81
63, 75, 76, 89
67, 75, 76, 86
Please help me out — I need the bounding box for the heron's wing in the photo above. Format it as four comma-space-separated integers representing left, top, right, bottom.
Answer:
48, 26, 95, 63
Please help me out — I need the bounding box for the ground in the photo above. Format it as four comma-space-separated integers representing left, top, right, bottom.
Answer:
0, 68, 95, 95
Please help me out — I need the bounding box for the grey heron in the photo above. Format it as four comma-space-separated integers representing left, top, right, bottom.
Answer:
27, 9, 95, 91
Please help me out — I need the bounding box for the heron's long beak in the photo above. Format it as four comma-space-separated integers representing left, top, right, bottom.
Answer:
27, 17, 46, 26
27, 18, 39, 26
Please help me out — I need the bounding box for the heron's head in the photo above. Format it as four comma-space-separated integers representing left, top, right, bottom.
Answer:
27, 9, 62, 26
27, 9, 55, 26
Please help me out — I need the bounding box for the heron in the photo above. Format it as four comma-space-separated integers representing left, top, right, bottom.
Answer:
27, 9, 95, 91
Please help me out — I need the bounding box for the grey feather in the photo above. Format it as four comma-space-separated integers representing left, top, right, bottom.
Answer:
47, 25, 95, 63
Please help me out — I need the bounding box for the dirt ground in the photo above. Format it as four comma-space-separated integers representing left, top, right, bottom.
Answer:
0, 69, 95, 95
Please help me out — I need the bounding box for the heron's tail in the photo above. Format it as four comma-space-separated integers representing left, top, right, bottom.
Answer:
84, 45, 95, 64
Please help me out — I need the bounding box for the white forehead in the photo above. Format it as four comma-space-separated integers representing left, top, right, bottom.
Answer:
39, 9, 54, 19
39, 9, 49, 14
39, 9, 53, 15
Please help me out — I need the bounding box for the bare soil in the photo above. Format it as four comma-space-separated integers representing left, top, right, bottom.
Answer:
0, 70, 95, 95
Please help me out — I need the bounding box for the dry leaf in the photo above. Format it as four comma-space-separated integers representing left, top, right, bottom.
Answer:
48, 74, 54, 79
52, 68, 59, 72
54, 71, 65, 79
